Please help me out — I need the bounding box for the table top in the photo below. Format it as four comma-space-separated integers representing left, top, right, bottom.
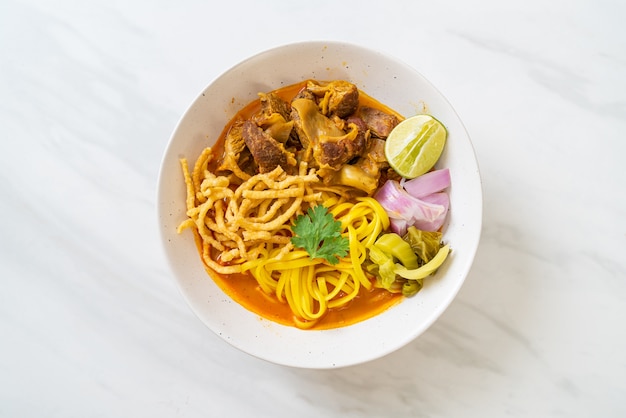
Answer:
2, 0, 625, 416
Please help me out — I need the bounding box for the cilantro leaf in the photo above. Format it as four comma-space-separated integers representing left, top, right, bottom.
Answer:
291, 205, 349, 265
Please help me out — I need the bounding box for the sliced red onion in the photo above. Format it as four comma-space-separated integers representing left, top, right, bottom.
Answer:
374, 180, 449, 233
411, 192, 449, 231
374, 180, 417, 220
403, 168, 451, 199
389, 218, 409, 236
420, 191, 449, 206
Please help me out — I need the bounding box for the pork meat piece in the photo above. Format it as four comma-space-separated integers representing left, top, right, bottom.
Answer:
316, 126, 368, 168
293, 88, 316, 102
242, 120, 296, 173
216, 119, 255, 178
359, 106, 400, 139
252, 92, 291, 124
306, 80, 359, 118
291, 98, 368, 169
323, 115, 369, 165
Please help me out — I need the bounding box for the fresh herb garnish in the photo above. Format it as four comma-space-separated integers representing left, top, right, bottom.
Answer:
290, 205, 349, 265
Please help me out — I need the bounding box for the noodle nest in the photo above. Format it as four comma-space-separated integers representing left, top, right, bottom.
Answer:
178, 147, 390, 328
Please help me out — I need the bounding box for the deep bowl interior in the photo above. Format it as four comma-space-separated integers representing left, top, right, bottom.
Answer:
157, 41, 482, 369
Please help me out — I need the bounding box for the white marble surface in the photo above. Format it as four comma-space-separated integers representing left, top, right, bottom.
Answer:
1, 0, 625, 416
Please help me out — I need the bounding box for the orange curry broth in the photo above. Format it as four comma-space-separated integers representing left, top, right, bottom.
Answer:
199, 80, 403, 330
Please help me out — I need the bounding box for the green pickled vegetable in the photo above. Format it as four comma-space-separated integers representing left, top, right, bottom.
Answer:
366, 245, 397, 292
366, 229, 450, 298
365, 262, 379, 275
402, 280, 422, 297
378, 259, 398, 290
403, 226, 443, 264
368, 245, 390, 266
394, 245, 450, 280
374, 233, 419, 269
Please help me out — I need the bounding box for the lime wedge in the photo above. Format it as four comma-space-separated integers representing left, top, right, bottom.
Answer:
384, 114, 447, 179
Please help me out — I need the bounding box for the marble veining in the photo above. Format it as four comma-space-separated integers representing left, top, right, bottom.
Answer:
1, 0, 625, 416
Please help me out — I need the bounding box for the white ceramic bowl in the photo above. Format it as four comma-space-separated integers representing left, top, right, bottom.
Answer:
157, 41, 482, 369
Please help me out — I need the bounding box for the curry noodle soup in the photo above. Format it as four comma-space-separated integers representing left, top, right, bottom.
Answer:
177, 80, 449, 330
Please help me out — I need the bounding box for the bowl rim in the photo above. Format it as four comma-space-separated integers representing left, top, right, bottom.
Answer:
157, 40, 483, 369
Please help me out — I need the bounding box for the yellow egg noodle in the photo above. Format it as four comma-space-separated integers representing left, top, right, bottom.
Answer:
178, 146, 390, 328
